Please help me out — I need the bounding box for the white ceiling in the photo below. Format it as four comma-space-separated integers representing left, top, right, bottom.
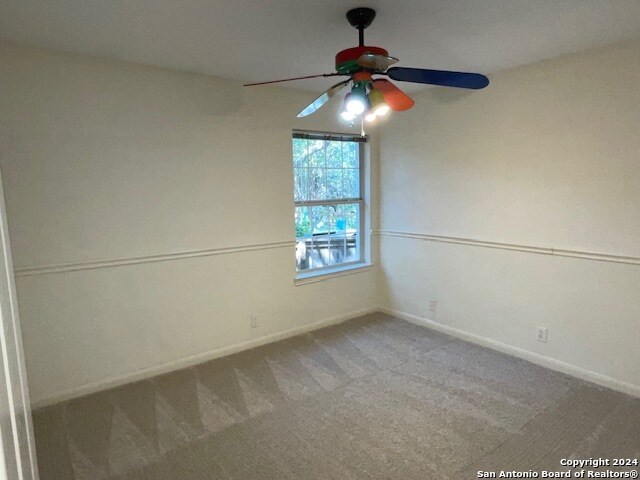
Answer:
1, 0, 640, 92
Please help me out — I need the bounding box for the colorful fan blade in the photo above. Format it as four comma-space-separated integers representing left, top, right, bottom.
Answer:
372, 79, 415, 111
357, 53, 399, 71
386, 67, 489, 89
297, 80, 350, 117
243, 73, 343, 86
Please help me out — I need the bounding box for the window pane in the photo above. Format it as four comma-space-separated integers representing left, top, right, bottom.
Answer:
344, 203, 360, 263
338, 202, 358, 230
295, 206, 311, 239
308, 140, 325, 169
342, 168, 359, 199
293, 167, 308, 201
292, 138, 309, 168
342, 141, 359, 168
325, 168, 343, 200
295, 206, 311, 271
309, 167, 326, 200
310, 205, 328, 235
310, 205, 328, 269
325, 141, 344, 168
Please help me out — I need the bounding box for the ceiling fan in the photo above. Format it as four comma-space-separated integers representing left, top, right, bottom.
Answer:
244, 7, 489, 125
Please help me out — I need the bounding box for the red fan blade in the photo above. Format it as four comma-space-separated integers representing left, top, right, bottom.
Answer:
243, 73, 343, 86
372, 79, 415, 111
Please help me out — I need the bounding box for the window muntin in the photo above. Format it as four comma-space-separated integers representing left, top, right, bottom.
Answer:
293, 132, 365, 273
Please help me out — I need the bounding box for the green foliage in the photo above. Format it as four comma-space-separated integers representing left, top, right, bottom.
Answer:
292, 138, 359, 202
295, 215, 310, 237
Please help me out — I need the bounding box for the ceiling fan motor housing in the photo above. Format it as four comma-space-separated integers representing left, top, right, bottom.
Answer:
335, 46, 389, 74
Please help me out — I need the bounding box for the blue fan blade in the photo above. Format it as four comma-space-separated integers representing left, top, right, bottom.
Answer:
387, 67, 489, 89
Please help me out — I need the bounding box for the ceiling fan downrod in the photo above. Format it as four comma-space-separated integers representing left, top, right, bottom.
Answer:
346, 7, 376, 46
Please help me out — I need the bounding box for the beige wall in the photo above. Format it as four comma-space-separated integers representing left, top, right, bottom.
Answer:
379, 39, 640, 392
0, 43, 379, 405
2, 38, 639, 406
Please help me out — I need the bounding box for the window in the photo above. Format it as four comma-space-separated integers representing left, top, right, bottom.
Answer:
293, 131, 366, 274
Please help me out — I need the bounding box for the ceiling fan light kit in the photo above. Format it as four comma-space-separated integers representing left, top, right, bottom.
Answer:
244, 7, 489, 130
368, 89, 389, 117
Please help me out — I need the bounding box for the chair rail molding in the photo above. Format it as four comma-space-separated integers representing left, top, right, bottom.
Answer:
14, 240, 295, 277
376, 230, 640, 266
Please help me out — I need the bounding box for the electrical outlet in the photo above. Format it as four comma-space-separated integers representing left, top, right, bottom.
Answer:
428, 300, 437, 313
537, 326, 548, 343
250, 314, 259, 329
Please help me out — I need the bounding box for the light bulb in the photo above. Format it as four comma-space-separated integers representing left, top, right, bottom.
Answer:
374, 104, 390, 117
341, 111, 355, 121
346, 96, 366, 115
365, 113, 377, 123
368, 89, 389, 117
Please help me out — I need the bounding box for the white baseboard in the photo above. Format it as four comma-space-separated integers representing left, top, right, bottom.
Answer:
34, 305, 639, 409
31, 307, 378, 409
380, 307, 640, 399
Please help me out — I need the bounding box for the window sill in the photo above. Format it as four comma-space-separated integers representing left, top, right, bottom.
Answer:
294, 262, 374, 286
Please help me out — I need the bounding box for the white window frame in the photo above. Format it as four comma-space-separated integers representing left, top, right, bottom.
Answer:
292, 130, 369, 281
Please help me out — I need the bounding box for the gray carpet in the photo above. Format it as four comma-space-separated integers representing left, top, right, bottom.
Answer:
33, 313, 640, 479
